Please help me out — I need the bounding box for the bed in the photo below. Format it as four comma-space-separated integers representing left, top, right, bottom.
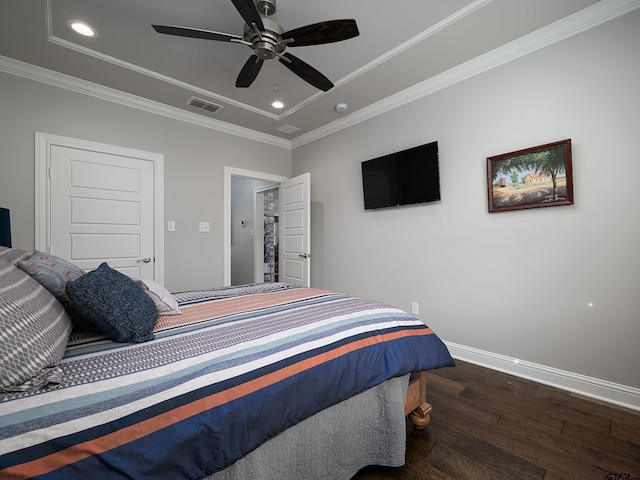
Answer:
0, 247, 454, 480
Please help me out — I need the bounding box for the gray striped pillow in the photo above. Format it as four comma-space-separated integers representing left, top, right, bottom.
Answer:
0, 258, 73, 392
0, 246, 31, 265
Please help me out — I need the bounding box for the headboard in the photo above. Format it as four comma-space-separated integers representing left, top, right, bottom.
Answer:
0, 208, 11, 248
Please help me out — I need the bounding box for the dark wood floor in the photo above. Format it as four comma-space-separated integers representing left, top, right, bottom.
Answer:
353, 360, 640, 480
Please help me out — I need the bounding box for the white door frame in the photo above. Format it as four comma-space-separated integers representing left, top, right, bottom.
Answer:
35, 132, 165, 283
224, 166, 287, 286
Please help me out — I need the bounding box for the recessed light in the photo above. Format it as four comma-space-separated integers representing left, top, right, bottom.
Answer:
67, 20, 98, 37
272, 100, 284, 109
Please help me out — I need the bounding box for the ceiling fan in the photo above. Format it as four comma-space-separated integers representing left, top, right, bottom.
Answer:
152, 0, 359, 91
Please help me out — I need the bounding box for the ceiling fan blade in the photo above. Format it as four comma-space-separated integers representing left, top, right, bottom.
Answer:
236, 55, 264, 88
282, 19, 359, 47
278, 53, 334, 92
230, 0, 264, 30
152, 25, 242, 42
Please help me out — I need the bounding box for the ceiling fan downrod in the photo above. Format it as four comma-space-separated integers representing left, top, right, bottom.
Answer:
256, 0, 276, 17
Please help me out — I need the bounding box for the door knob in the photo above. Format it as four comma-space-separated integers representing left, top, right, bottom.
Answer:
139, 257, 151, 263
298, 253, 310, 259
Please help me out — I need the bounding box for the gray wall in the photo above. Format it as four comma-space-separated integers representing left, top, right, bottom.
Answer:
292, 12, 640, 391
0, 73, 291, 292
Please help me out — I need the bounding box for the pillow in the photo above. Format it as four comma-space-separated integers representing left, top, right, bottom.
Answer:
0, 246, 31, 265
66, 263, 158, 343
133, 278, 182, 315
0, 258, 73, 392
17, 250, 93, 331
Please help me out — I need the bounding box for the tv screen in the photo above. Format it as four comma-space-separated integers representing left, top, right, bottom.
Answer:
361, 141, 440, 210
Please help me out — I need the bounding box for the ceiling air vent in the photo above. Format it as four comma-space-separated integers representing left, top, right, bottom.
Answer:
187, 96, 223, 114
276, 124, 300, 135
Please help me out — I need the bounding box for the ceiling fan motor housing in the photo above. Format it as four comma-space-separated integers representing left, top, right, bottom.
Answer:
244, 18, 286, 60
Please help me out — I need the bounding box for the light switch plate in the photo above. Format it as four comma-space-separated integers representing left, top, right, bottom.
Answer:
167, 221, 175, 232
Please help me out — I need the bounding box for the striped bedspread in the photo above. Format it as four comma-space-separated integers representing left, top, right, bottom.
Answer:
0, 283, 454, 480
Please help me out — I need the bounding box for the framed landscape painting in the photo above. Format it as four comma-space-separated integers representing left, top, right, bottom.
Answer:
487, 139, 574, 213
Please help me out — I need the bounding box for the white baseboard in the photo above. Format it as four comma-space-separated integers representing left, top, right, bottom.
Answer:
444, 342, 640, 412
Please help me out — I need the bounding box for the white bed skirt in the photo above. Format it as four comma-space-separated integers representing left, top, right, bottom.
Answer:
205, 374, 410, 480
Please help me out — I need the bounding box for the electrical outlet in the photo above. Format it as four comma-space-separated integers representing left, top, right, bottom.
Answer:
199, 222, 210, 232
411, 303, 419, 315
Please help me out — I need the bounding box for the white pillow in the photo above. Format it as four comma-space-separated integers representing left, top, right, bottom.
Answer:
134, 278, 182, 315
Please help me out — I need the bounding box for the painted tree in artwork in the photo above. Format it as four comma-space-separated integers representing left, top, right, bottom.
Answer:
490, 144, 567, 200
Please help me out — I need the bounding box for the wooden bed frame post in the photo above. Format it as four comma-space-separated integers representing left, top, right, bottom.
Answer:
404, 371, 433, 429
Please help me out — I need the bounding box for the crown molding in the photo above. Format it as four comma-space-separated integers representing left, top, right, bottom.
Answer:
1, 0, 638, 150
291, 0, 640, 148
0, 55, 291, 149
44, 0, 278, 122
280, 0, 493, 121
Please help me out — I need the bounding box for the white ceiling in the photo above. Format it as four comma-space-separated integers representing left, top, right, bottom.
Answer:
1, 0, 636, 145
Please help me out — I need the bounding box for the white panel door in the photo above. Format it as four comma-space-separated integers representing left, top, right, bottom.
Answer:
279, 173, 310, 287
49, 145, 155, 278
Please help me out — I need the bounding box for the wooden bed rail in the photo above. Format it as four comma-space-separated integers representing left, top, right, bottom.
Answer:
404, 371, 433, 429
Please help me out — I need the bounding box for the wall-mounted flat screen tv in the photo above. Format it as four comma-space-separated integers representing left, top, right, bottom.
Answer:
361, 141, 440, 210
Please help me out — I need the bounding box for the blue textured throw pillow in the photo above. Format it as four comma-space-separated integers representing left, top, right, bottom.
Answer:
65, 263, 158, 343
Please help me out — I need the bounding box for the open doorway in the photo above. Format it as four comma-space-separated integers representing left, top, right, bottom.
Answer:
229, 177, 278, 285
224, 167, 287, 286
224, 167, 311, 288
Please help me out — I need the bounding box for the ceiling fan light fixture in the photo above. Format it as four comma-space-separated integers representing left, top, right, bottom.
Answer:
67, 20, 98, 37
